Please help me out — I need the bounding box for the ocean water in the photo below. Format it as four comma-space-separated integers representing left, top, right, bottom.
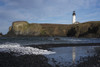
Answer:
0, 37, 100, 45
0, 37, 100, 67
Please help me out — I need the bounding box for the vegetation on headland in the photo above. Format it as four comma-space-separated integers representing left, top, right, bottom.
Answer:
6, 21, 100, 38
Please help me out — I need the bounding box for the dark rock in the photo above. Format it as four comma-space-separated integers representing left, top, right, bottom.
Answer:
0, 32, 2, 37
0, 52, 52, 67
54, 37, 60, 40
67, 27, 76, 37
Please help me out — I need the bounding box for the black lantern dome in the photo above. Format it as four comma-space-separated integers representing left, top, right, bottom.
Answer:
73, 11, 76, 15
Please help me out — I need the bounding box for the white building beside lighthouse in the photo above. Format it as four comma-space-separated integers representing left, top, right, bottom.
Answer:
72, 11, 76, 24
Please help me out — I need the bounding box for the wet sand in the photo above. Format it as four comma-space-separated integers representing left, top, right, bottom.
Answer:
0, 51, 100, 67
76, 51, 100, 67
0, 43, 100, 67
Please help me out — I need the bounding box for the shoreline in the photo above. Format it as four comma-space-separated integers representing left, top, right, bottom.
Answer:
0, 43, 100, 67
27, 43, 100, 49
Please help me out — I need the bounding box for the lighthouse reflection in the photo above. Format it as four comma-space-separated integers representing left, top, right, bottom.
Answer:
72, 47, 76, 64
46, 46, 96, 67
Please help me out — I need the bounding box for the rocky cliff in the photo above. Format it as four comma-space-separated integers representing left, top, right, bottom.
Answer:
7, 21, 42, 36
7, 21, 100, 38
0, 33, 2, 37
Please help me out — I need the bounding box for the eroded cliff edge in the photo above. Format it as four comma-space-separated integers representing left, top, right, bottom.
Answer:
7, 21, 100, 38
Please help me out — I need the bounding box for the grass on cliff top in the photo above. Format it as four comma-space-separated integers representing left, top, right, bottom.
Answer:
39, 21, 100, 37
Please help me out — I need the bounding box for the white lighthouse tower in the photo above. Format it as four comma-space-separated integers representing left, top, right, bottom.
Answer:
72, 11, 76, 24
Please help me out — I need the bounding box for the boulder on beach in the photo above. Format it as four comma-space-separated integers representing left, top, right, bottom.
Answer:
54, 37, 60, 40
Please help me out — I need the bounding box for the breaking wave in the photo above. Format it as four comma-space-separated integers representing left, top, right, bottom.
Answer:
0, 43, 55, 55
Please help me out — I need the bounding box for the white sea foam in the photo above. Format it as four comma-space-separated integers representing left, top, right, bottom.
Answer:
0, 43, 55, 55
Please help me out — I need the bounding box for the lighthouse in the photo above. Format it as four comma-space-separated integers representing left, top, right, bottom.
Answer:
72, 11, 76, 24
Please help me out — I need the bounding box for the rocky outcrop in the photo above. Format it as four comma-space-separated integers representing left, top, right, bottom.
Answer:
0, 33, 2, 37
7, 21, 42, 36
7, 21, 100, 38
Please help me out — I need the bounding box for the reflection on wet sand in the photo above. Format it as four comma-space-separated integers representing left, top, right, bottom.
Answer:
46, 46, 97, 67
72, 47, 76, 64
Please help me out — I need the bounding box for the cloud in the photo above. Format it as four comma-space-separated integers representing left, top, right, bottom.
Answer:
0, 0, 99, 34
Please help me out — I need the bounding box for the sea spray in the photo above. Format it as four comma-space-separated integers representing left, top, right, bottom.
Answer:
0, 43, 55, 55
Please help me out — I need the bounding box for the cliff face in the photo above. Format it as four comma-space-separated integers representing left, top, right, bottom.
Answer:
7, 21, 42, 36
0, 33, 2, 37
7, 21, 100, 38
